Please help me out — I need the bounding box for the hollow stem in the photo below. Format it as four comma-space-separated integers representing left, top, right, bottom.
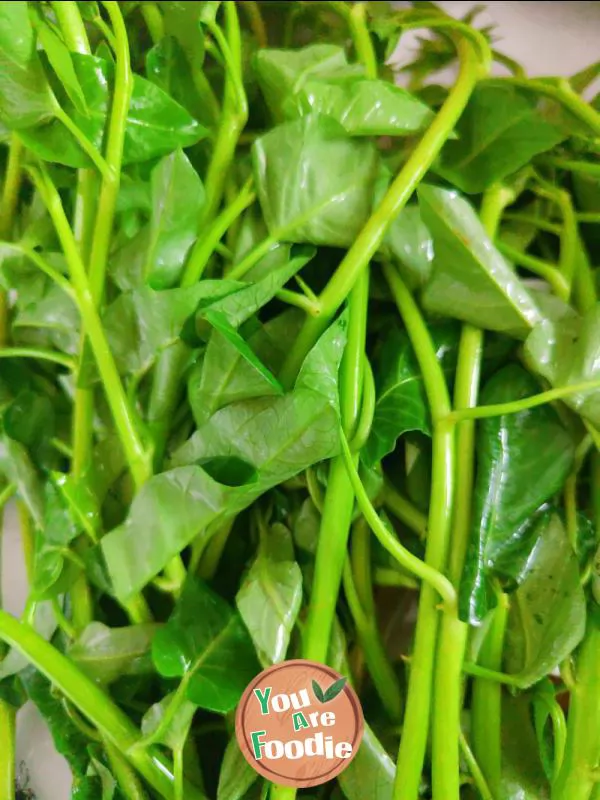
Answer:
383, 265, 456, 800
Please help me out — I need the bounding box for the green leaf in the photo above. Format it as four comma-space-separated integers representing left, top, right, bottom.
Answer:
311, 679, 325, 703
146, 35, 205, 122
0, 435, 44, 526
363, 322, 458, 466
100, 314, 347, 600
3, 389, 55, 456
460, 365, 575, 625
338, 723, 395, 800
103, 283, 209, 376
141, 691, 197, 751
292, 77, 434, 137
504, 513, 586, 687
381, 202, 433, 290
435, 84, 565, 193
198, 245, 316, 329
254, 44, 354, 120
419, 184, 542, 338
218, 737, 259, 800
323, 676, 347, 702
13, 279, 80, 356
34, 12, 88, 115
162, 1, 207, 70
21, 666, 91, 779
69, 622, 159, 685
0, 1, 54, 129
501, 692, 550, 799
152, 578, 260, 714
253, 114, 379, 247
19, 53, 206, 167
524, 304, 600, 427
236, 522, 302, 665
144, 149, 205, 289
532, 679, 561, 781
195, 316, 284, 419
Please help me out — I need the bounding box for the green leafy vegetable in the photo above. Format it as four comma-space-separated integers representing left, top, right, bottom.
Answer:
152, 578, 260, 713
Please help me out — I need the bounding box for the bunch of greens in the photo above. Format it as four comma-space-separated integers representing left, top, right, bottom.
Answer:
1, 1, 600, 799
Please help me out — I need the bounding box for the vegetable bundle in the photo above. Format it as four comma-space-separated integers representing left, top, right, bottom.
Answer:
1, 1, 600, 798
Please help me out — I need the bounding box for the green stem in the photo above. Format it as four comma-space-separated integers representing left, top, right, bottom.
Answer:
51, 1, 90, 51
140, 2, 164, 43
496, 240, 569, 300
73, 0, 136, 483
0, 701, 14, 800
279, 36, 482, 386
0, 242, 76, 296
349, 356, 375, 451
300, 266, 370, 666
340, 432, 455, 606
459, 731, 495, 800
53, 105, 110, 178
239, 1, 267, 48
342, 559, 402, 721
449, 378, 600, 421
181, 180, 255, 287
30, 167, 150, 490
53, 0, 98, 635
382, 482, 427, 539
202, 3, 247, 223
552, 621, 600, 800
0, 347, 74, 369
433, 185, 508, 800
462, 661, 523, 688
492, 77, 600, 135
542, 157, 600, 178
106, 739, 149, 800
383, 265, 456, 800
0, 611, 204, 800
472, 593, 509, 797
0, 133, 24, 348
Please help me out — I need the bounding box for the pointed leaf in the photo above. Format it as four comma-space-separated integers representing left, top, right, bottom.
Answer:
435, 84, 565, 193
218, 737, 259, 800
152, 578, 260, 714
34, 14, 88, 114
236, 523, 303, 665
323, 676, 347, 702
363, 323, 458, 466
338, 723, 395, 800
144, 149, 205, 289
525, 304, 600, 427
0, 1, 54, 129
253, 114, 379, 247
504, 513, 586, 687
460, 365, 575, 624
101, 316, 347, 601
141, 691, 197, 751
19, 53, 206, 167
69, 622, 159, 685
311, 679, 325, 703
419, 184, 542, 337
293, 77, 434, 137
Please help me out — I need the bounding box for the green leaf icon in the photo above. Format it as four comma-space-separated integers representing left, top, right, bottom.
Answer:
312, 679, 325, 703
323, 677, 347, 702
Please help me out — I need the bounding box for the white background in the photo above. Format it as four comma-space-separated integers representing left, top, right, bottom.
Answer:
2, 2, 600, 796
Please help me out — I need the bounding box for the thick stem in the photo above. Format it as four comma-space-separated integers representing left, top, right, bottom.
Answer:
0, 611, 204, 800
279, 37, 481, 386
0, 701, 14, 800
383, 267, 455, 800
471, 594, 509, 797
0, 134, 24, 348
432, 185, 508, 800
51, 1, 90, 51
